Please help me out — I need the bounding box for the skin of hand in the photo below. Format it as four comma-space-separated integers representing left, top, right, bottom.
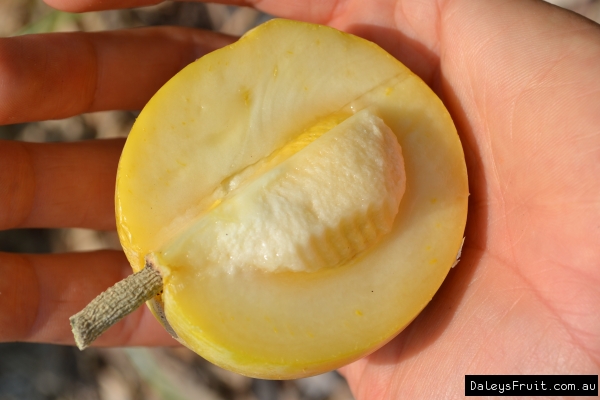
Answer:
1, 0, 599, 398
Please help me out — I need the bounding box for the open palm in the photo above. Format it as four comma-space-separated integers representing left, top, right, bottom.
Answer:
1, 0, 599, 398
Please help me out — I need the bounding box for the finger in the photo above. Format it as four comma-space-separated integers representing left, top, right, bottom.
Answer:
44, 0, 442, 85
45, 0, 341, 25
0, 27, 236, 124
46, 0, 171, 12
0, 250, 177, 347
0, 139, 123, 230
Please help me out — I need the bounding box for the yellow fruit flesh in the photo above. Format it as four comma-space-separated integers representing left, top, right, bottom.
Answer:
116, 21, 405, 270
116, 19, 468, 379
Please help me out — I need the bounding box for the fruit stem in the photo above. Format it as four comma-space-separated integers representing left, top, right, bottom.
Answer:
70, 263, 163, 350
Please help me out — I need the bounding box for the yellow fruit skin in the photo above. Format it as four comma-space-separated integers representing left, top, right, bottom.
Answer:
116, 19, 468, 379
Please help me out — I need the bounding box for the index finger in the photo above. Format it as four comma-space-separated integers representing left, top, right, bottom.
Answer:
44, 0, 341, 24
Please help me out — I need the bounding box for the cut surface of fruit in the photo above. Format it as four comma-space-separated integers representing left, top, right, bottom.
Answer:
157, 109, 405, 275
115, 18, 469, 379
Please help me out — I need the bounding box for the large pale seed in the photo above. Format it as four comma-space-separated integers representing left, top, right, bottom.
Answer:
157, 109, 406, 274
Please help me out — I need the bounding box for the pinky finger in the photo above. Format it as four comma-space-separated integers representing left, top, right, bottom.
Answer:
0, 250, 178, 347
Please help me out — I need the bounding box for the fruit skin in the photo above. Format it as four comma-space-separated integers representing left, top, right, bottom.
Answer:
116, 19, 468, 379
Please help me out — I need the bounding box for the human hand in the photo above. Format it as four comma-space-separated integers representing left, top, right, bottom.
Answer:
0, 16, 235, 347
2, 0, 600, 398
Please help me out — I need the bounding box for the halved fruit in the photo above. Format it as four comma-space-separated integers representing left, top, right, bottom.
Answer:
107, 18, 467, 379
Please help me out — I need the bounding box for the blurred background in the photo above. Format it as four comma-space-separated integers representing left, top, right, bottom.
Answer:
0, 0, 599, 399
